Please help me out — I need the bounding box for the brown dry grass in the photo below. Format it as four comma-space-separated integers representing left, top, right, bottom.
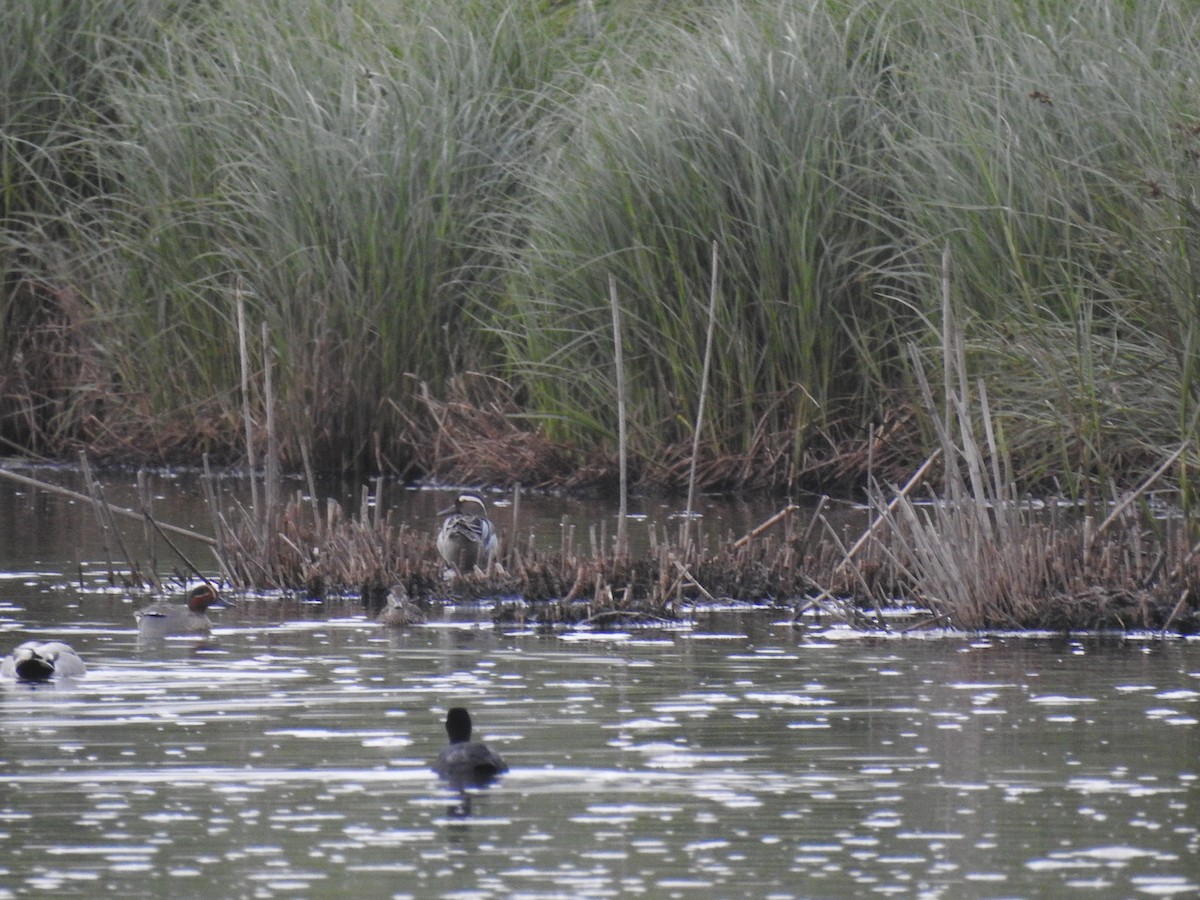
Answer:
199, 465, 1199, 634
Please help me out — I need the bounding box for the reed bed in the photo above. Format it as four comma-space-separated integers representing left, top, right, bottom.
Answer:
193, 246, 1200, 633
4, 441, 1187, 633
194, 456, 1196, 633
208, 483, 861, 627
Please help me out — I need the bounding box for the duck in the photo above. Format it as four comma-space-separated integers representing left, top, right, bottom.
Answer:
1, 641, 87, 682
135, 583, 226, 636
436, 492, 498, 573
376, 583, 426, 627
433, 706, 508, 786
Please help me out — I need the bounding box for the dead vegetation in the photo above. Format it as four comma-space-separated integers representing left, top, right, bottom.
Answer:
189, 447, 1198, 635
5, 438, 1197, 634
5, 252, 1198, 634
203, 248, 1200, 633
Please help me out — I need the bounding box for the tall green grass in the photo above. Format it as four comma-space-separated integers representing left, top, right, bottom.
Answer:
76, 0, 579, 468
0, 0, 188, 453
872, 0, 1200, 494
497, 0, 1200, 492
2, 0, 1198, 495
496, 2, 910, 485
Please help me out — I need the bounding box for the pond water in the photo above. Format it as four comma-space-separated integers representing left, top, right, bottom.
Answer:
0, 468, 1198, 898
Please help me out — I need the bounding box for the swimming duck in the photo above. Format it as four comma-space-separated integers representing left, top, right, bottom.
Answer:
376, 583, 426, 627
436, 492, 498, 573
135, 583, 226, 636
434, 706, 508, 786
1, 641, 87, 682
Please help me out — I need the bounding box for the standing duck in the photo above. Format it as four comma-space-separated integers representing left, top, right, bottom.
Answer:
1, 641, 87, 682
434, 706, 508, 786
436, 492, 498, 574
135, 583, 226, 636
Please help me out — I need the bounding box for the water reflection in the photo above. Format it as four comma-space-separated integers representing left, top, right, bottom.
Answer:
1, 470, 1199, 896
2, 618, 1199, 897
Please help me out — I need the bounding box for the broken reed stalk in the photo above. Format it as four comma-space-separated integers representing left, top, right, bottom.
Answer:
141, 508, 220, 594
136, 470, 161, 589
684, 240, 720, 545
299, 439, 319, 521
800, 451, 941, 617
798, 496, 830, 551
733, 503, 799, 549
1089, 441, 1187, 549
80, 452, 140, 584
509, 484, 521, 568
0, 462, 219, 548
833, 450, 941, 580
201, 455, 236, 584
76, 455, 227, 590
609, 273, 628, 558
137, 470, 157, 578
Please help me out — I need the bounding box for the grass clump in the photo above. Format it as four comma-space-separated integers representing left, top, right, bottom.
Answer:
497, 2, 909, 490
874, 0, 1200, 494
0, 1, 188, 455
1, 0, 1200, 502
77, 0, 570, 471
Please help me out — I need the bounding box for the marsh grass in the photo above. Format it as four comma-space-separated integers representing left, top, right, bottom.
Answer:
0, 0, 185, 454
197, 435, 1197, 632
2, 0, 1200, 501
32, 0, 577, 469
202, 281, 1196, 635
874, 0, 1200, 494
861, 252, 1198, 630
211, 476, 840, 627
497, 2, 906, 489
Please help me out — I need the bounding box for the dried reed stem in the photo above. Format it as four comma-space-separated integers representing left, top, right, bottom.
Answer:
263, 321, 280, 540
609, 273, 628, 558
236, 282, 258, 513
684, 240, 720, 544
733, 504, 799, 549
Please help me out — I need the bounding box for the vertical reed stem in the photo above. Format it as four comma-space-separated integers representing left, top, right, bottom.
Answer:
609, 273, 628, 558
684, 240, 720, 545
510, 484, 521, 567
262, 321, 279, 544
236, 282, 259, 514
137, 469, 158, 579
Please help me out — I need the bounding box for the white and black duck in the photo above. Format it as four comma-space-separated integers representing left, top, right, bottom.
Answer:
435, 493, 498, 574
1, 641, 86, 682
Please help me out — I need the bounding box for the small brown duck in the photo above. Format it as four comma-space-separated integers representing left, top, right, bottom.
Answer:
375, 584, 426, 627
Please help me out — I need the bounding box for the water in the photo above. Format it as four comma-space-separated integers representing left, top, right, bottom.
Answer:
1, 468, 1198, 898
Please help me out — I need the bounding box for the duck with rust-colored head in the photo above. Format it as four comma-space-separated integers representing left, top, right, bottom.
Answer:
135, 584, 226, 636
1, 641, 86, 682
436, 492, 498, 574
434, 707, 508, 786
